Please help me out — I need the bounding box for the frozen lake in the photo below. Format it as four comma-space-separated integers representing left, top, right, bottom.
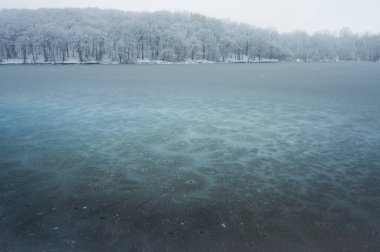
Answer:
1, 63, 380, 251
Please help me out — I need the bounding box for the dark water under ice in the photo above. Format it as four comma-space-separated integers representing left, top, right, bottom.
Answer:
0, 63, 380, 251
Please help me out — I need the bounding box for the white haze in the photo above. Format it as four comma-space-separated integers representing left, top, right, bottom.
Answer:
1, 0, 380, 34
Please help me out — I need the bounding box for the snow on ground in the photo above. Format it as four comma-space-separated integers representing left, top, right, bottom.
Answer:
0, 57, 279, 65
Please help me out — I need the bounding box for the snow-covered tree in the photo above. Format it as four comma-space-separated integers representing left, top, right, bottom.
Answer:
0, 8, 379, 63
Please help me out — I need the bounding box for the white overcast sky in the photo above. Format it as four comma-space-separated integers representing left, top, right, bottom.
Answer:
1, 0, 379, 33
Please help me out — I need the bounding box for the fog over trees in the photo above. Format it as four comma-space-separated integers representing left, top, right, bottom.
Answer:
0, 8, 379, 63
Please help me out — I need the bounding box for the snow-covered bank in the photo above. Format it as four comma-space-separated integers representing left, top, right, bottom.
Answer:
0, 58, 281, 65
2, 58, 378, 65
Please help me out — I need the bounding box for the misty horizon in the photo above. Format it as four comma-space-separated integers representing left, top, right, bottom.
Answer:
1, 7, 379, 36
1, 0, 380, 34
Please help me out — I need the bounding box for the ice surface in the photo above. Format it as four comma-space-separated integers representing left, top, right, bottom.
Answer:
0, 63, 380, 251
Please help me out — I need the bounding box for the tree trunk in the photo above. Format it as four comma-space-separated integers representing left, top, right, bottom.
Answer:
202, 44, 205, 60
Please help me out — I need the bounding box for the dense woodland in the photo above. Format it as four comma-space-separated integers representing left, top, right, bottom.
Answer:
0, 8, 380, 63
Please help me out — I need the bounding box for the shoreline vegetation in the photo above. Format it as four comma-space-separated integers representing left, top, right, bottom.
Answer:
1, 8, 380, 64
0, 58, 378, 65
0, 58, 280, 65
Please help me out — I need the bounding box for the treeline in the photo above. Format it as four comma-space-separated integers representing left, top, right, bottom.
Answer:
0, 8, 379, 63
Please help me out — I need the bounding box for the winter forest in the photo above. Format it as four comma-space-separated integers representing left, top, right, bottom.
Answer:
1, 8, 380, 64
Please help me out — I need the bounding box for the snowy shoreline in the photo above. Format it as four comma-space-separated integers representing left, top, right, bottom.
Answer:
1, 59, 369, 65
0, 59, 283, 65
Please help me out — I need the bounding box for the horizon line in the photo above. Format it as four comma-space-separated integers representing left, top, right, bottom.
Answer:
1, 7, 378, 36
